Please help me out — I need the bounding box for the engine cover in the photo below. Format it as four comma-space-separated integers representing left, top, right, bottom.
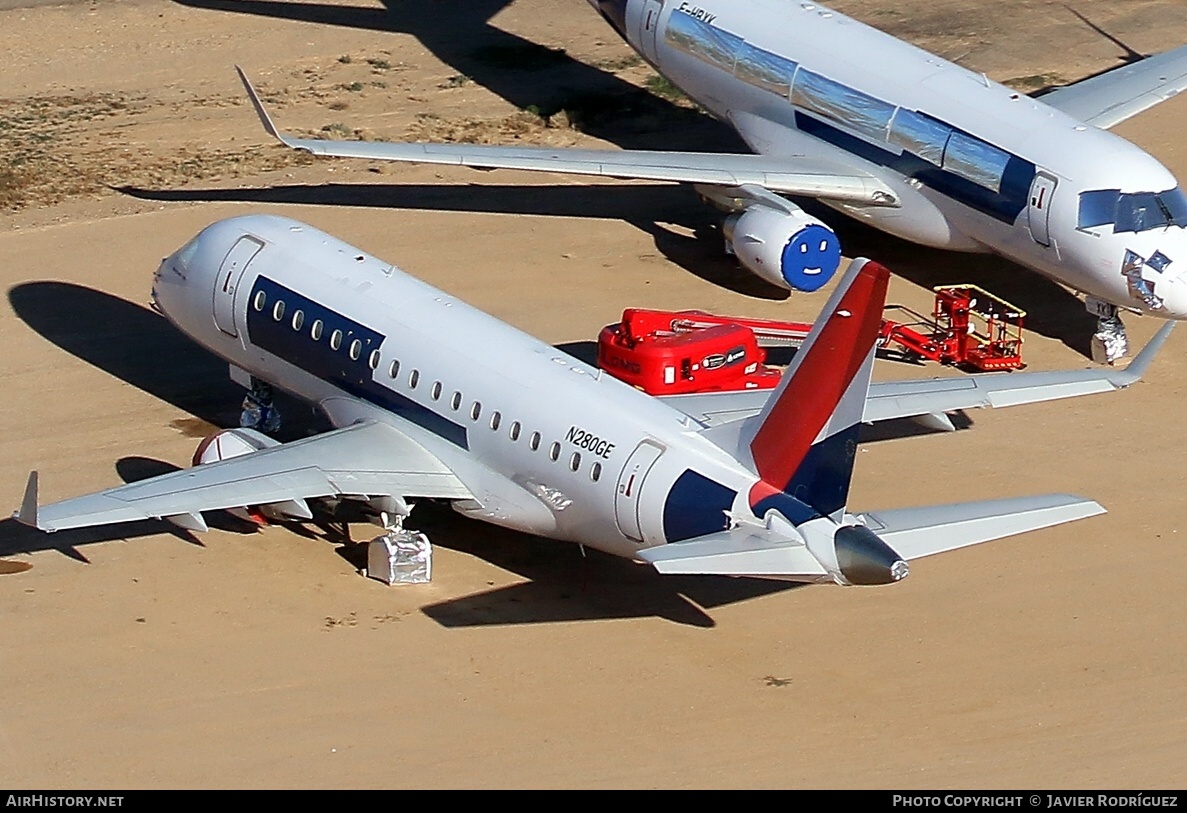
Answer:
724, 204, 842, 292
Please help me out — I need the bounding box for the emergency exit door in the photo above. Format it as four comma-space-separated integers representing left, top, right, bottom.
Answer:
615, 440, 664, 542
213, 236, 263, 337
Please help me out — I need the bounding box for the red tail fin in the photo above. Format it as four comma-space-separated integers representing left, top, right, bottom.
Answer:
747, 259, 889, 511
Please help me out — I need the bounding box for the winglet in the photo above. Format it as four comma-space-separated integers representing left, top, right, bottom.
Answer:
235, 65, 295, 147
15, 471, 39, 529
1108, 321, 1174, 386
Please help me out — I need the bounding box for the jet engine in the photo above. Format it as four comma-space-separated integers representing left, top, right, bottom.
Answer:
796, 515, 909, 586
193, 428, 313, 523
723, 204, 842, 292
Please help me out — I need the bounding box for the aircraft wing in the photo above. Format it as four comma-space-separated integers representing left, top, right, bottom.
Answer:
15, 421, 471, 533
1040, 44, 1187, 129
236, 67, 898, 206
639, 494, 1102, 577
664, 322, 1172, 428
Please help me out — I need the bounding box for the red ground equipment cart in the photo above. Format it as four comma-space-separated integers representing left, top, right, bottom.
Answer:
597, 285, 1026, 395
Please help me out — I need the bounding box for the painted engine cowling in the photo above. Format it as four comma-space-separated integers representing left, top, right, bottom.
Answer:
723, 205, 842, 292
797, 516, 909, 586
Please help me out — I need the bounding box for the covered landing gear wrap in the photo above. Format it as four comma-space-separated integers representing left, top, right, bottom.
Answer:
240, 377, 281, 433
366, 507, 432, 585
1087, 298, 1130, 364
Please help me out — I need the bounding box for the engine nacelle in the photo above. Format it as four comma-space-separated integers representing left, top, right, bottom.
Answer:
798, 516, 909, 586
723, 204, 842, 292
192, 428, 312, 523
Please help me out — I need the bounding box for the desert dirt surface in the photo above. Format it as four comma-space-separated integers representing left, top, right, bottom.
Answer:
2, 0, 1187, 790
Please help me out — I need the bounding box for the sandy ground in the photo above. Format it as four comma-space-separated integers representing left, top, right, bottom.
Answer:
1, 0, 1187, 789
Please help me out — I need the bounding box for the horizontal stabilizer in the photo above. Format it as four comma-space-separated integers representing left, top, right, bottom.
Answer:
857, 494, 1105, 561
638, 527, 829, 579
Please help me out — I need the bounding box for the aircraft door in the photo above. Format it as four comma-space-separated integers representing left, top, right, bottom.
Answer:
213, 236, 263, 337
614, 439, 664, 541
1027, 172, 1057, 247
637, 0, 663, 63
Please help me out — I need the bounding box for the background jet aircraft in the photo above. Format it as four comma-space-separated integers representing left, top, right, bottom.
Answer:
236, 0, 1187, 362
13, 215, 1170, 583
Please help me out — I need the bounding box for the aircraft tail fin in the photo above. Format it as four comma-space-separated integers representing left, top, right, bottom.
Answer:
744, 258, 890, 521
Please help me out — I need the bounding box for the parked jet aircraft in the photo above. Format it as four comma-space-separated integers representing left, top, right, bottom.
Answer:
236, 1, 1187, 362
13, 215, 1171, 583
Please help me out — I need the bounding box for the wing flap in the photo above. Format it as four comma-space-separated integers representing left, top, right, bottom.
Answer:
858, 494, 1105, 560
638, 527, 829, 578
1041, 45, 1187, 129
236, 67, 898, 206
23, 421, 471, 533
664, 322, 1171, 429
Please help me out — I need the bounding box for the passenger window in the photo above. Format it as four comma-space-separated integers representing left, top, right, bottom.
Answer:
311, 319, 323, 341
889, 108, 951, 166
349, 339, 362, 361
291, 310, 304, 331
368, 349, 381, 370
489, 411, 501, 431
549, 441, 561, 462
529, 431, 541, 451
470, 402, 481, 421
569, 452, 581, 472
253, 291, 267, 311
431, 381, 442, 400
942, 131, 1010, 193
792, 69, 894, 142
733, 41, 795, 96
409, 369, 420, 389
509, 421, 521, 441
330, 329, 343, 351
388, 359, 400, 379
451, 392, 462, 411
591, 462, 602, 482
272, 300, 286, 321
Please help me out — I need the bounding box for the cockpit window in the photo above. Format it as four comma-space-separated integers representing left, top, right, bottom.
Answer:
174, 235, 202, 273
1078, 189, 1119, 229
1080, 187, 1187, 233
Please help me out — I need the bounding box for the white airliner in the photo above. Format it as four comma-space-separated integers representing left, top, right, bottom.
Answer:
236, 1, 1187, 361
13, 214, 1171, 583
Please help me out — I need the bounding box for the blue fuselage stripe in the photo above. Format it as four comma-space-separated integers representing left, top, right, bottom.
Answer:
245, 276, 469, 449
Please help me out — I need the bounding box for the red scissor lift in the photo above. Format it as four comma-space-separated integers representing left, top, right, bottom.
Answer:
597, 285, 1026, 395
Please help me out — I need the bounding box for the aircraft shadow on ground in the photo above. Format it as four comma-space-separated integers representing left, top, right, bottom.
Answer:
8, 281, 325, 440
176, 0, 738, 152
116, 182, 790, 300
397, 501, 804, 628
118, 175, 1104, 341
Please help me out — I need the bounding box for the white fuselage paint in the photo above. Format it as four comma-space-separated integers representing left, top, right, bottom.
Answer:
611, 0, 1187, 317
154, 215, 774, 560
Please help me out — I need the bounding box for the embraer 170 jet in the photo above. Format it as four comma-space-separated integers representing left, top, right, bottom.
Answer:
237, 1, 1187, 362
13, 215, 1171, 583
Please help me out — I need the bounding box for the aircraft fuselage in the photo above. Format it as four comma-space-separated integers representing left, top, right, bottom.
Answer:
154, 215, 787, 563
602, 0, 1187, 317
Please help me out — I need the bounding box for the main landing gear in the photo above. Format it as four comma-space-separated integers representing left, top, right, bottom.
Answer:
240, 378, 281, 433
1087, 297, 1130, 365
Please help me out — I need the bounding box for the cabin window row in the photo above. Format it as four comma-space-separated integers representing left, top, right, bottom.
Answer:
253, 291, 386, 369
664, 12, 1014, 194
252, 289, 604, 482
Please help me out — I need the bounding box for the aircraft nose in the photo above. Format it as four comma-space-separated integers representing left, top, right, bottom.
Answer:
1159, 274, 1187, 320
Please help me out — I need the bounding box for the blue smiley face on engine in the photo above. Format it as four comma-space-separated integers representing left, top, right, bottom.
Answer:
781, 224, 842, 292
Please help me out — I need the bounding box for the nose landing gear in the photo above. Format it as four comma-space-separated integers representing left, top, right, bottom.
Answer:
240, 378, 281, 433
1087, 298, 1130, 364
